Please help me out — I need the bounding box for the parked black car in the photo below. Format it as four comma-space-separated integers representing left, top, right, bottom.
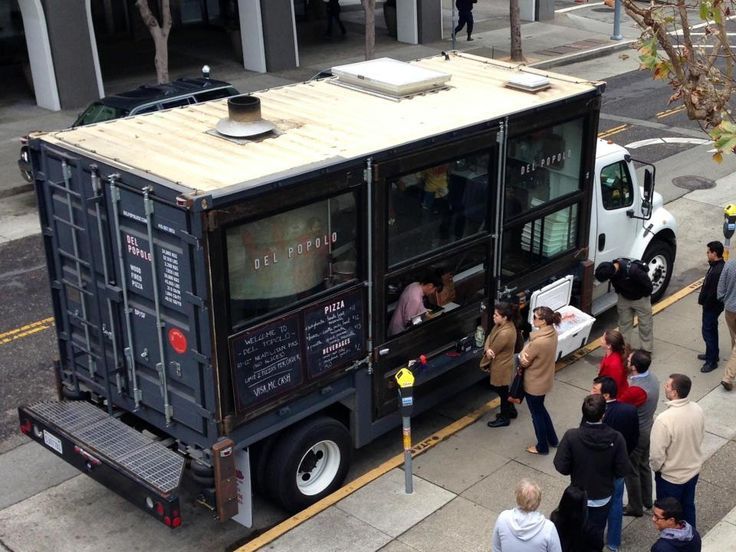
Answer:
18, 66, 239, 182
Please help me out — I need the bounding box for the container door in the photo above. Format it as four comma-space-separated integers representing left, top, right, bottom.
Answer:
36, 146, 217, 447
371, 137, 498, 419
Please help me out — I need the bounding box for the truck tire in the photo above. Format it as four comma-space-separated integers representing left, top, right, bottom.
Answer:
250, 436, 276, 498
643, 240, 674, 303
264, 417, 351, 513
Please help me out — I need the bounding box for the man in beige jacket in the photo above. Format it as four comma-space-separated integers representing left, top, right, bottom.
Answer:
649, 373, 704, 529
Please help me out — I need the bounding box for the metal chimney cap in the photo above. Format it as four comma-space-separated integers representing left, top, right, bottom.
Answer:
216, 95, 275, 138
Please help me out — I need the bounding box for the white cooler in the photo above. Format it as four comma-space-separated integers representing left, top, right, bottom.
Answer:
527, 275, 596, 360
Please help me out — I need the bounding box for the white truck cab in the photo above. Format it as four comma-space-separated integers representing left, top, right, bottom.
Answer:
589, 139, 677, 314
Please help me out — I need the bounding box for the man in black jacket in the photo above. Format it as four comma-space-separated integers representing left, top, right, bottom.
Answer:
595, 258, 654, 353
698, 241, 725, 372
593, 376, 639, 552
454, 0, 476, 41
554, 394, 632, 551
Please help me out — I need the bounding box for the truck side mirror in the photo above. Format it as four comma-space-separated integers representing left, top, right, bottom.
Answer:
643, 169, 653, 198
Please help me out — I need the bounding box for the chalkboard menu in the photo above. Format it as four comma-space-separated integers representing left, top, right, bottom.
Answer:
304, 289, 365, 378
230, 315, 303, 410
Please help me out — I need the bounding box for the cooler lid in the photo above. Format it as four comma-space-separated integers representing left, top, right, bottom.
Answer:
528, 275, 574, 324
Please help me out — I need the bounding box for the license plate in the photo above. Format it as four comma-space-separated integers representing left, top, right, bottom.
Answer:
43, 430, 63, 454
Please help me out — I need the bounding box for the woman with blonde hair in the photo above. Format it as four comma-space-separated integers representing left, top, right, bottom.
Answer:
520, 306, 561, 455
481, 302, 520, 427
492, 479, 562, 552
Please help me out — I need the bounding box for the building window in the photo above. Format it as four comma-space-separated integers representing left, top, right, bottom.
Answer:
504, 118, 584, 221
387, 152, 490, 267
501, 204, 579, 279
600, 161, 634, 210
226, 192, 358, 326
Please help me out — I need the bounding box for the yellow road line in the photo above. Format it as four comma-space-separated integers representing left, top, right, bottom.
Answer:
656, 105, 686, 119
0, 317, 55, 345
236, 397, 500, 552
239, 278, 705, 551
598, 124, 630, 139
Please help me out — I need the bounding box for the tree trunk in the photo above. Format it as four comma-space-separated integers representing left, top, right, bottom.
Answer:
136, 0, 173, 83
363, 0, 376, 61
510, 0, 524, 62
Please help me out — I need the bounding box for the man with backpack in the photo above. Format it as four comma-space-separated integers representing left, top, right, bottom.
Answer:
595, 258, 654, 354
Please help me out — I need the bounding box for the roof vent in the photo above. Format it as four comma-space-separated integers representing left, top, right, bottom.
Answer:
506, 73, 551, 93
216, 95, 275, 138
331, 58, 451, 98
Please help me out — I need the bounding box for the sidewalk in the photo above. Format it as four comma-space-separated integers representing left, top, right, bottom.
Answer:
246, 291, 736, 552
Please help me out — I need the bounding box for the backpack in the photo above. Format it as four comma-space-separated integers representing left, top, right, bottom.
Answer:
618, 258, 649, 278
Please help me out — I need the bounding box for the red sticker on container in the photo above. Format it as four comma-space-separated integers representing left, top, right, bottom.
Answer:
168, 327, 188, 354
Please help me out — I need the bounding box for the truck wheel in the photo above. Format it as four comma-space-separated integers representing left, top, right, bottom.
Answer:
643, 240, 674, 303
265, 417, 351, 513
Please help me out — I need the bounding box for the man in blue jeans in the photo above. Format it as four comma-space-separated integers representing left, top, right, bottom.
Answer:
649, 374, 704, 528
554, 394, 632, 551
592, 377, 639, 552
698, 241, 724, 373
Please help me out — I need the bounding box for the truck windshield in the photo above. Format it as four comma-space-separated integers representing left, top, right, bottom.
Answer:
226, 191, 358, 326
73, 102, 129, 127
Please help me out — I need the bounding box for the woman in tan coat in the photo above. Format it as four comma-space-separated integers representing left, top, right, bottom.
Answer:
519, 305, 561, 455
480, 302, 519, 427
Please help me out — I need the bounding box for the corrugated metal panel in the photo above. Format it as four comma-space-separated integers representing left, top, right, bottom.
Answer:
42, 53, 599, 194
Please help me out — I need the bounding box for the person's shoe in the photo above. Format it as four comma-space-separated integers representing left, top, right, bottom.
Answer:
722, 381, 733, 391
623, 507, 643, 517
508, 404, 518, 419
487, 417, 510, 428
467, 36, 474, 41
701, 362, 718, 373
698, 353, 719, 361
526, 445, 548, 455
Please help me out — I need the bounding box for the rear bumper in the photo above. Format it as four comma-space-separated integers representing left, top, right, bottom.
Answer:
18, 402, 184, 528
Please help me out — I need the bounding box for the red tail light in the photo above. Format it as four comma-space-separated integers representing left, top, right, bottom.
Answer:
172, 517, 182, 528
163, 516, 172, 526
155, 502, 164, 516
19, 420, 32, 434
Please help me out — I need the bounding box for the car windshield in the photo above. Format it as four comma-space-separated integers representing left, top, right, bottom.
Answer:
73, 102, 129, 127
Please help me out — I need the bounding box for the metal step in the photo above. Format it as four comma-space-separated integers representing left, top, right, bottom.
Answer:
25, 401, 184, 494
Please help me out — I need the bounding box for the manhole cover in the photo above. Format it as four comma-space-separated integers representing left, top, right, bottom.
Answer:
672, 175, 716, 190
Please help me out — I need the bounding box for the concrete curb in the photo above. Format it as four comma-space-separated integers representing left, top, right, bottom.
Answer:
0, 183, 33, 200
529, 38, 636, 69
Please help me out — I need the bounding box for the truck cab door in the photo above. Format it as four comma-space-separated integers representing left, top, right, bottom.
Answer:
591, 157, 640, 309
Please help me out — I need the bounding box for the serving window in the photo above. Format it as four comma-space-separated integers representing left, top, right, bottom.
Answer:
504, 118, 584, 221
226, 191, 358, 326
385, 244, 488, 338
387, 152, 490, 267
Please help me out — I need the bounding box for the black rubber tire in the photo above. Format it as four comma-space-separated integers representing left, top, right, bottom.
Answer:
642, 239, 675, 303
264, 417, 351, 513
190, 472, 215, 487
190, 460, 214, 478
250, 436, 276, 498
61, 385, 90, 401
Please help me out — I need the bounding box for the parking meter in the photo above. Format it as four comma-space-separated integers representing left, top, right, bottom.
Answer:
724, 204, 736, 260
395, 366, 415, 494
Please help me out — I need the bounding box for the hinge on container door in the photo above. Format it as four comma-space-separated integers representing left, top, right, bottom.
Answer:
190, 349, 208, 364
184, 291, 205, 308
177, 229, 200, 248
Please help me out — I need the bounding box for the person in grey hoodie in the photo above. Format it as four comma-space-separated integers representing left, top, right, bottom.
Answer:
650, 497, 701, 551
492, 479, 562, 552
717, 256, 736, 390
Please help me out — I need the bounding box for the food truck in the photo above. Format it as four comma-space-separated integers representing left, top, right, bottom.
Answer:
17, 53, 676, 528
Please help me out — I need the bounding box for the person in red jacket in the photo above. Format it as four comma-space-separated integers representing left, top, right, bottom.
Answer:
598, 329, 628, 395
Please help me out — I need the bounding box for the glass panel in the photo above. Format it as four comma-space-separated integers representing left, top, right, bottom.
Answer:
505, 118, 584, 220
501, 204, 579, 279
600, 161, 634, 210
386, 245, 487, 337
227, 192, 358, 325
194, 87, 238, 102
387, 152, 490, 266
73, 102, 129, 126
160, 98, 193, 109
